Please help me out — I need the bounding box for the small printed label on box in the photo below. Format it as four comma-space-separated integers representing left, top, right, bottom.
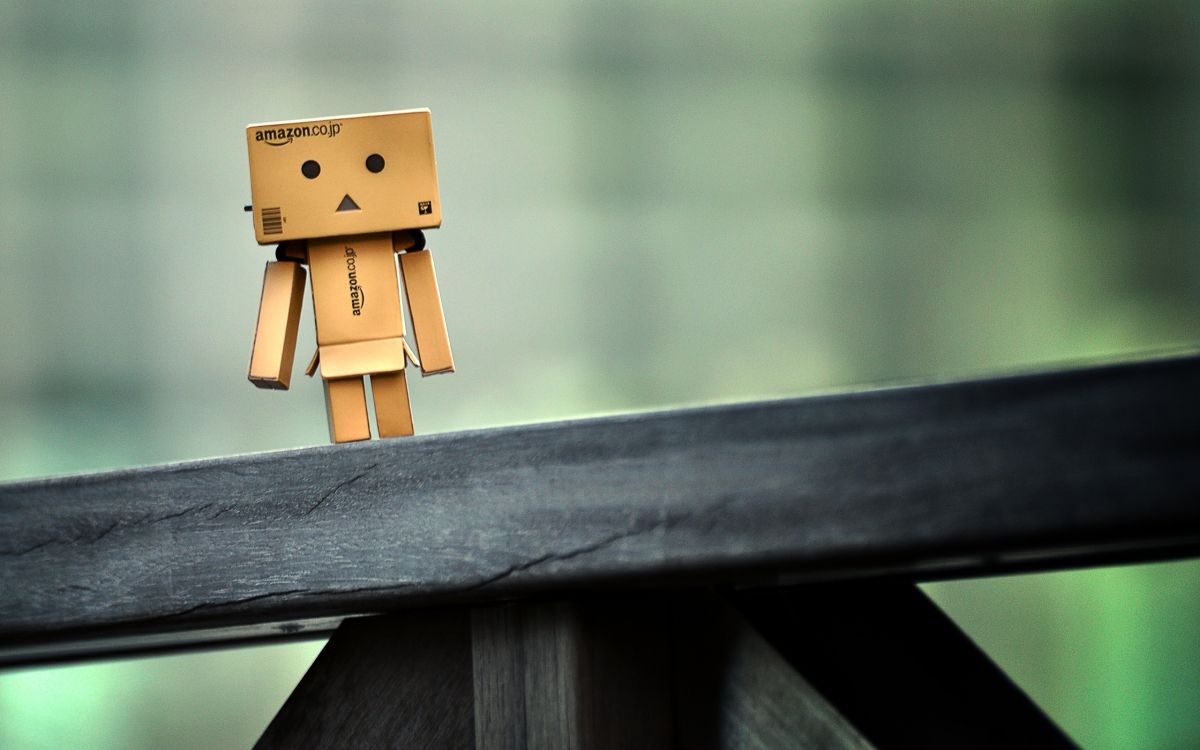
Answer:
262, 207, 283, 234
418, 201, 432, 215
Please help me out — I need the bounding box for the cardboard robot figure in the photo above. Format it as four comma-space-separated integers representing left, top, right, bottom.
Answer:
244, 109, 453, 443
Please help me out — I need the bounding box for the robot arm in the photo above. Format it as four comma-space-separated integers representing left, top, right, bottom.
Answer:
393, 231, 454, 375
248, 245, 308, 390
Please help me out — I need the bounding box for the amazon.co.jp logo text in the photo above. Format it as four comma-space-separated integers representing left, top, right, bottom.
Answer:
345, 246, 366, 316
255, 121, 342, 147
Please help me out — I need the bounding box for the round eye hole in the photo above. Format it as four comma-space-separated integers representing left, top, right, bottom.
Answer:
301, 160, 321, 179
365, 153, 385, 173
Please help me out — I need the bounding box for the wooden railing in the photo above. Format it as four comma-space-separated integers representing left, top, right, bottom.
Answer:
3, 354, 1197, 747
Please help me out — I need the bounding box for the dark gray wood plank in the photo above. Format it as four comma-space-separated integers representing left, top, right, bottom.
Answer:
734, 583, 1078, 748
515, 602, 581, 748
255, 611, 475, 749
471, 606, 528, 749
472, 599, 675, 749
1, 353, 1199, 665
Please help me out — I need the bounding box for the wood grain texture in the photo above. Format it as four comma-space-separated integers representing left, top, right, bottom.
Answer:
471, 606, 528, 749
255, 611, 475, 749
1, 354, 1199, 665
472, 599, 674, 749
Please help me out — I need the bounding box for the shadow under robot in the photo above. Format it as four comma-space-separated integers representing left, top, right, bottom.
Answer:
245, 109, 453, 443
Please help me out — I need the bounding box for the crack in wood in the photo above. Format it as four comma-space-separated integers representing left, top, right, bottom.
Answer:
301, 583, 418, 598
0, 501, 218, 556
153, 583, 420, 623
300, 464, 378, 517
456, 495, 737, 594
158, 589, 311, 620
144, 503, 216, 525
1, 538, 58, 557
209, 505, 238, 520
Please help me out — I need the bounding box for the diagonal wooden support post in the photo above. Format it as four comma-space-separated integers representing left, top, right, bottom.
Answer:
670, 595, 874, 749
733, 583, 1079, 748
254, 610, 476, 747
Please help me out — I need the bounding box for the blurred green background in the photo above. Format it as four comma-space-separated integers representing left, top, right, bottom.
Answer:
1, 0, 1199, 747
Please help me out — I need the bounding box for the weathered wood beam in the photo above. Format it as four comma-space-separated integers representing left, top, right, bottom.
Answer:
470, 599, 677, 749
1, 353, 1198, 665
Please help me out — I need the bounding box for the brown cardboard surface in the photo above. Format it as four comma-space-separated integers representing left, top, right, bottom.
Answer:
399, 249, 454, 375
248, 261, 307, 389
318, 338, 407, 379
246, 109, 441, 244
372, 371, 414, 438
309, 233, 405, 346
324, 377, 370, 443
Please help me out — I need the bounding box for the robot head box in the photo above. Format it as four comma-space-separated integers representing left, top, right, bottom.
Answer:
245, 109, 441, 245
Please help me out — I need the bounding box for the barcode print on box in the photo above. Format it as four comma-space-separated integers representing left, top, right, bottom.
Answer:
261, 207, 283, 235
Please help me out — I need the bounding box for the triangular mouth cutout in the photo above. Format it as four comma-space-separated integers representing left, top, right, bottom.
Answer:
336, 194, 361, 212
